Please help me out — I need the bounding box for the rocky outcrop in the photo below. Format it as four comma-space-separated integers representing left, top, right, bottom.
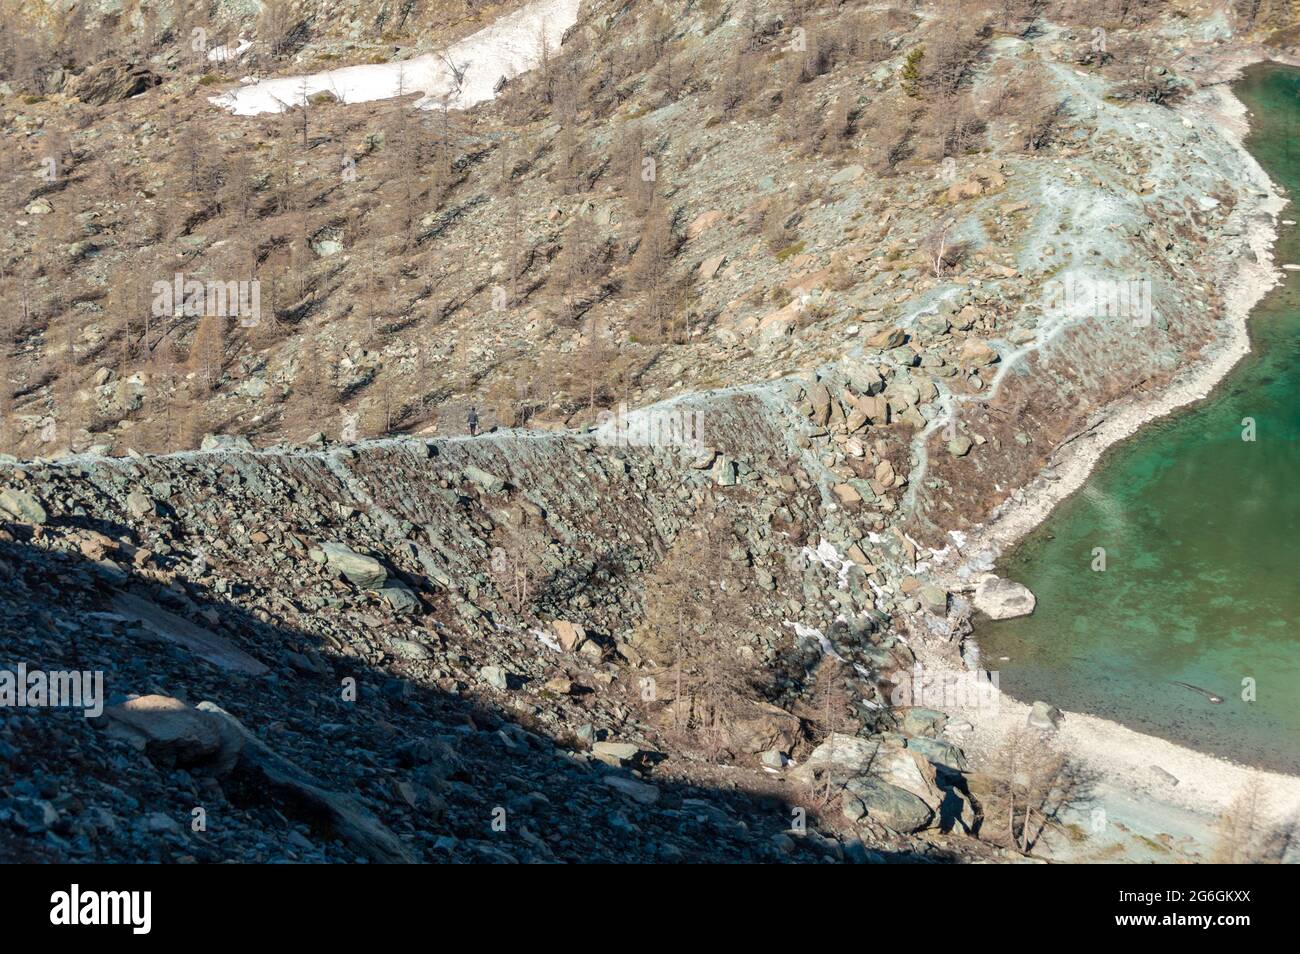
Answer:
104, 695, 243, 771
70, 60, 161, 105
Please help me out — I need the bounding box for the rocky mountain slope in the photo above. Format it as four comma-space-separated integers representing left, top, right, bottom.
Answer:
2, 0, 1288, 461
1, 0, 1298, 862
0, 398, 1013, 862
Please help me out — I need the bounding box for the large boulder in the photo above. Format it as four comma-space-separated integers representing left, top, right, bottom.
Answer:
686, 208, 723, 239
463, 465, 506, 494
603, 775, 660, 805
1027, 700, 1064, 731
552, 620, 588, 652
832, 483, 863, 506
320, 542, 387, 589
973, 575, 1036, 619
808, 382, 833, 425
200, 433, 255, 452
872, 745, 943, 803
197, 702, 413, 863
900, 706, 948, 738
905, 736, 968, 772
592, 741, 640, 765
378, 582, 420, 615
867, 326, 907, 350
843, 776, 934, 833
71, 60, 161, 105
103, 695, 242, 773
699, 253, 726, 281
758, 302, 799, 344
797, 735, 880, 777
724, 701, 802, 755
919, 584, 949, 614
126, 490, 157, 519
959, 338, 999, 366
110, 591, 269, 675
0, 488, 47, 524
711, 455, 738, 486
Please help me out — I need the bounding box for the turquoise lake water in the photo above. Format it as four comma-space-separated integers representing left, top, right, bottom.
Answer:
974, 64, 1300, 773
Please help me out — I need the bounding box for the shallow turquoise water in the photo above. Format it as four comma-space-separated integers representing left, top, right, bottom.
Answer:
975, 64, 1300, 773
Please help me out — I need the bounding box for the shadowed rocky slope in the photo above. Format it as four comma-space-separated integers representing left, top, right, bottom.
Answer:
0, 390, 1020, 861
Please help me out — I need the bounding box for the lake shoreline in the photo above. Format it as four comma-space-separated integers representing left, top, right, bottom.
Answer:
928, 52, 1300, 849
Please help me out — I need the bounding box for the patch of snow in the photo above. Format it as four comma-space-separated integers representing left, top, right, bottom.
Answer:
209, 0, 581, 115
208, 38, 252, 63
783, 620, 845, 662
532, 628, 562, 652
801, 538, 854, 589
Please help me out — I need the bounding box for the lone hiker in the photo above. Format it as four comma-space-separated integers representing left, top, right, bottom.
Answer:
467, 405, 479, 437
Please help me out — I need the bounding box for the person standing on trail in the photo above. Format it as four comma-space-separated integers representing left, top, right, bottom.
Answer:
467, 405, 479, 437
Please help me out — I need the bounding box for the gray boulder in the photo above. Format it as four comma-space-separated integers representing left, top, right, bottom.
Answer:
320, 542, 387, 589
919, 584, 949, 614
602, 775, 660, 805
592, 741, 640, 765
844, 776, 934, 833
905, 736, 968, 772
387, 637, 432, 660
1027, 700, 1064, 731
1149, 765, 1179, 787
797, 735, 879, 777
0, 488, 47, 524
103, 694, 242, 773
379, 582, 419, 615
973, 575, 1036, 619
901, 707, 948, 738
947, 435, 974, 457
463, 465, 506, 494
200, 433, 255, 452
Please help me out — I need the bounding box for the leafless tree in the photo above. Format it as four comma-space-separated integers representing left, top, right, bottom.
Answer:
1212, 775, 1299, 863
924, 216, 964, 277
1016, 67, 1069, 151
983, 727, 1089, 853
810, 656, 855, 804
631, 200, 680, 339
259, 0, 297, 60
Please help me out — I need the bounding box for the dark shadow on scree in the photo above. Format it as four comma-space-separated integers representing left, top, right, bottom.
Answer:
0, 535, 960, 864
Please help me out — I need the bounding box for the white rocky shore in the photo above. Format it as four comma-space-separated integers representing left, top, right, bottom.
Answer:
930, 47, 1300, 858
